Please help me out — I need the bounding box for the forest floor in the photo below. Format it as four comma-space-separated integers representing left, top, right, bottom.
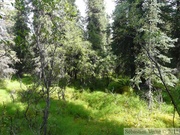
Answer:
0, 75, 180, 135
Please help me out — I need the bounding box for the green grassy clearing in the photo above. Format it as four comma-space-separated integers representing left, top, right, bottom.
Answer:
0, 76, 179, 135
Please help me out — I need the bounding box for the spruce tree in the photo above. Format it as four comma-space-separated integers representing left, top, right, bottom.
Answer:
13, 0, 31, 76
112, 0, 143, 77
171, 0, 180, 72
86, 0, 115, 83
133, 0, 178, 108
86, 0, 108, 54
57, 0, 95, 83
155, 0, 180, 72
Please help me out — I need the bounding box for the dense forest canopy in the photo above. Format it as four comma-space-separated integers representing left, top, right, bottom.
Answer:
0, 0, 180, 134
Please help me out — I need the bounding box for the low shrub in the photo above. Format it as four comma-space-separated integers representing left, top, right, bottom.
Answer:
108, 76, 131, 94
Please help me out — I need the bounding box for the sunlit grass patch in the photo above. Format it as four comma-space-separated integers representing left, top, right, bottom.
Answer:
0, 77, 180, 134
0, 89, 11, 103
0, 79, 26, 92
0, 79, 28, 105
160, 103, 174, 113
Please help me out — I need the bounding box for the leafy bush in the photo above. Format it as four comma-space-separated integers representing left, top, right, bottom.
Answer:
108, 76, 131, 94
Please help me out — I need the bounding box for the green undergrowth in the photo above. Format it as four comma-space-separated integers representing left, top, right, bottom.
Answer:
0, 77, 180, 135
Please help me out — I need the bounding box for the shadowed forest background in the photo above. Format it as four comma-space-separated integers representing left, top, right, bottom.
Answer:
0, 0, 180, 134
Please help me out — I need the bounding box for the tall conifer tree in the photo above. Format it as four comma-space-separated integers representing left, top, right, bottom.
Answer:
112, 0, 143, 77
133, 0, 178, 108
171, 0, 180, 71
86, 0, 115, 81
13, 0, 31, 76
86, 0, 108, 54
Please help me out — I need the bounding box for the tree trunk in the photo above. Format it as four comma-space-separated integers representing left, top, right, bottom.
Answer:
41, 87, 50, 135
147, 78, 153, 110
